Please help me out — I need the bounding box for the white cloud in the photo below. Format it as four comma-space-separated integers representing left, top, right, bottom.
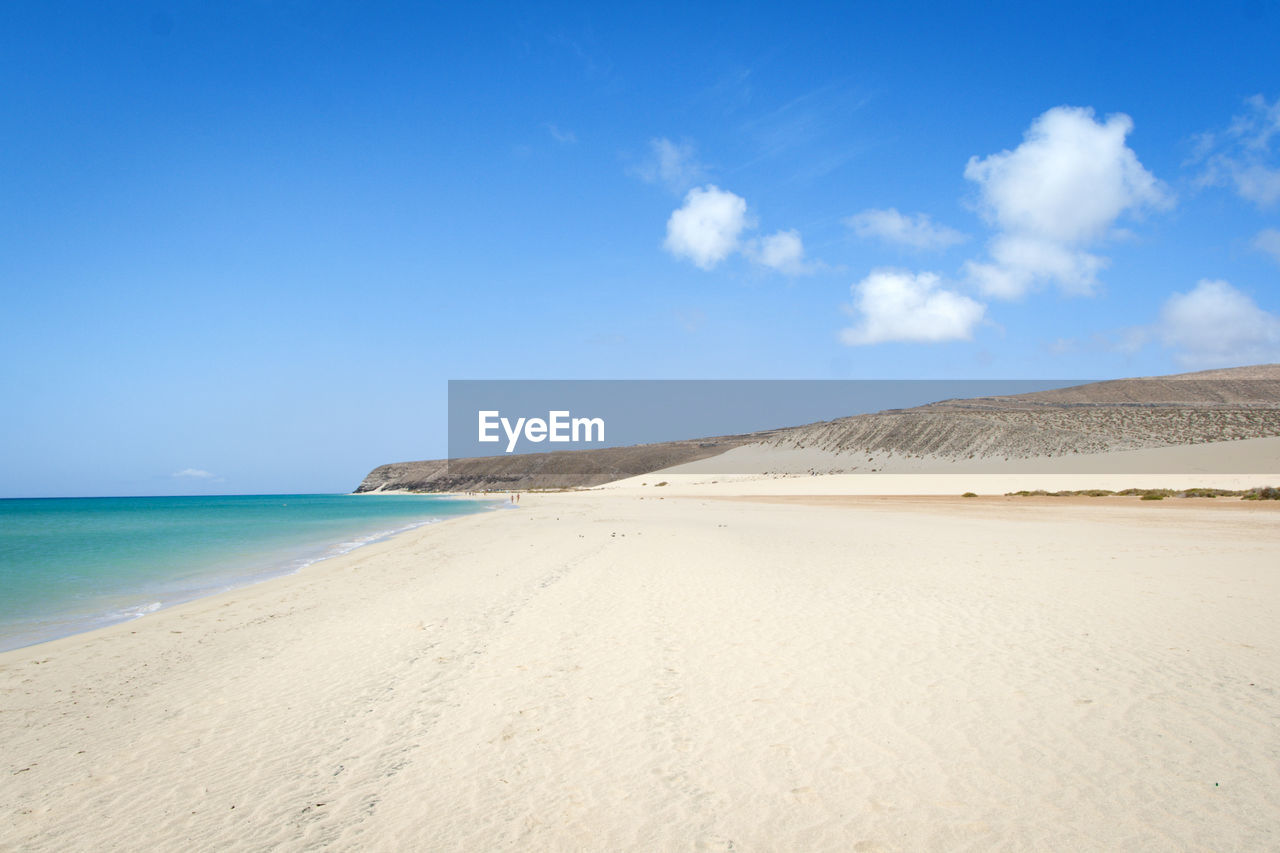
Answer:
173, 468, 217, 479
966, 234, 1108, 299
965, 107, 1168, 243
662, 185, 816, 274
841, 269, 985, 345
1234, 165, 1280, 207
845, 208, 967, 250
635, 138, 706, 193
963, 105, 1171, 298
545, 123, 577, 144
1195, 95, 1280, 208
746, 229, 813, 275
1156, 279, 1280, 367
663, 185, 750, 270
1252, 227, 1280, 265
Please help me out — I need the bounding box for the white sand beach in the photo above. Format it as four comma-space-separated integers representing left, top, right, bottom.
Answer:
3, 470, 1279, 851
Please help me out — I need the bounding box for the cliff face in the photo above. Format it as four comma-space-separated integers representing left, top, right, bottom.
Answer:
355, 366, 1280, 493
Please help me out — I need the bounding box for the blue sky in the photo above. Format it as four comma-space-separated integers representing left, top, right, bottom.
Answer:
1, 1, 1278, 497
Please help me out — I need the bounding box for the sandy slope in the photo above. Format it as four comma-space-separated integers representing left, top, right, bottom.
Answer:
3, 487, 1279, 851
632, 436, 1280, 496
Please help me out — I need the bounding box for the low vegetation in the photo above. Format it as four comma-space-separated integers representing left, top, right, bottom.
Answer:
1003, 486, 1280, 500
1242, 486, 1280, 500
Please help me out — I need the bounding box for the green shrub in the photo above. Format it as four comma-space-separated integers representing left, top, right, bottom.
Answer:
961, 492, 978, 498
1002, 487, 1247, 500
1242, 486, 1280, 501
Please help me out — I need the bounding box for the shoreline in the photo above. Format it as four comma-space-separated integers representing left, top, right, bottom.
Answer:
15, 482, 1262, 660
0, 506, 492, 663
4, 484, 1278, 849
11, 481, 1273, 657
0, 496, 504, 655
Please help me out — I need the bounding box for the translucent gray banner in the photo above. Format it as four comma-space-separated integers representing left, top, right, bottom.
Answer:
444, 378, 1280, 482
448, 379, 1079, 457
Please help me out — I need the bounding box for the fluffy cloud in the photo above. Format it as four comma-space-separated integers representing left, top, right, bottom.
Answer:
1253, 227, 1280, 265
635, 138, 706, 193
841, 269, 985, 345
1195, 95, 1280, 208
845, 208, 967, 250
1156, 279, 1280, 367
965, 234, 1107, 299
173, 468, 217, 479
746, 229, 812, 275
663, 185, 751, 270
664, 186, 814, 274
963, 106, 1171, 298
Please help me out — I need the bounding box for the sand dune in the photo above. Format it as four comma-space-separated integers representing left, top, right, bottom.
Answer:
648, 434, 1280, 484
3, 488, 1279, 850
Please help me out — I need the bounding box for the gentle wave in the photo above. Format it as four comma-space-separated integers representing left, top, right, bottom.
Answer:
0, 495, 499, 652
104, 518, 453, 633
287, 517, 445, 572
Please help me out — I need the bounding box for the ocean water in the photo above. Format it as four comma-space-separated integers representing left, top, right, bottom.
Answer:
0, 494, 501, 652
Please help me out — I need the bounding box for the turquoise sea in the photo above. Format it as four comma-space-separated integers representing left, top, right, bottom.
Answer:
0, 494, 500, 652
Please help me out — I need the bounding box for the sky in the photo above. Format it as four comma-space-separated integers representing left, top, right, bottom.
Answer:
1, 0, 1278, 497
